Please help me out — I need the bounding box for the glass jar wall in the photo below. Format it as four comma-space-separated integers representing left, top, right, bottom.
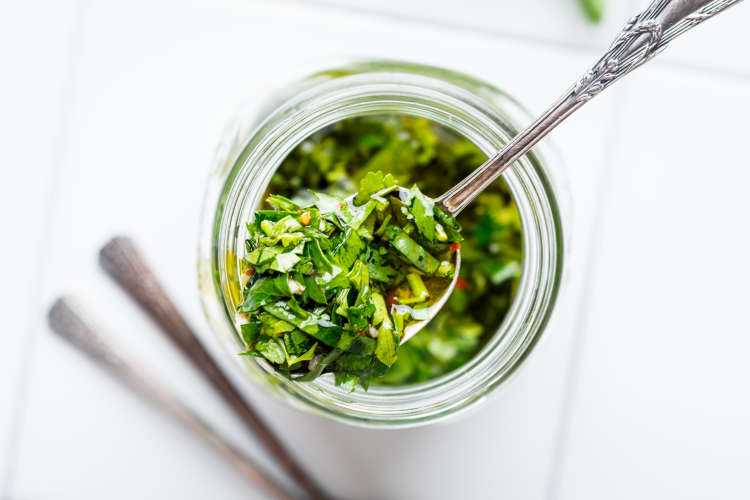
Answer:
198, 61, 567, 428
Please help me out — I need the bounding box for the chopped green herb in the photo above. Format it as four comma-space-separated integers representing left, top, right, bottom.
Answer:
382, 226, 441, 275
254, 115, 521, 387
375, 325, 398, 367
238, 170, 461, 391
408, 186, 436, 243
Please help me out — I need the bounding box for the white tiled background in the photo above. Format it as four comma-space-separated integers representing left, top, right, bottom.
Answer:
2, 1, 749, 499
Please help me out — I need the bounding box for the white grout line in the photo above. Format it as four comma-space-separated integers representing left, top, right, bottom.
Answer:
1, 1, 90, 496
278, 0, 600, 52
276, 0, 750, 83
543, 3, 639, 498
543, 82, 631, 500
544, 4, 640, 497
654, 57, 750, 85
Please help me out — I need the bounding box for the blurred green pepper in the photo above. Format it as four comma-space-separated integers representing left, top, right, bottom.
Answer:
579, 0, 604, 23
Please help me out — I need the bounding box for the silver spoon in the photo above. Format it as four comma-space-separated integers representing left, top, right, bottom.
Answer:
401, 0, 743, 343
48, 297, 296, 500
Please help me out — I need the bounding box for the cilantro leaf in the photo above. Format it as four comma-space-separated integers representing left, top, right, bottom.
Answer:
355, 170, 397, 204
302, 275, 327, 304
286, 342, 317, 367
236, 118, 478, 391
408, 185, 436, 242
238, 276, 286, 312
375, 326, 398, 367
332, 229, 364, 269
262, 301, 346, 348
365, 247, 397, 282
347, 303, 374, 332
269, 251, 301, 273
382, 225, 440, 275
266, 194, 301, 211
334, 372, 359, 392
260, 115, 521, 388
252, 337, 287, 364
240, 320, 260, 346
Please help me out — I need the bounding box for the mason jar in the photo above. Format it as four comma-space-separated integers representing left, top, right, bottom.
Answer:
198, 60, 567, 428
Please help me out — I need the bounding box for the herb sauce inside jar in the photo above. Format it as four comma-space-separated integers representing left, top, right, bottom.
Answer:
265, 115, 522, 385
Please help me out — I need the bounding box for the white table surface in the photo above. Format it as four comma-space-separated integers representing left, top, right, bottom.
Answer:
2, 1, 749, 499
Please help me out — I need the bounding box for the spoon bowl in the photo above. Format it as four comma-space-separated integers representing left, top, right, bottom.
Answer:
401, 250, 460, 344
344, 187, 461, 344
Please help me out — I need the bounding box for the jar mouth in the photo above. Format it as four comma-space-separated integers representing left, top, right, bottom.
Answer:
200, 66, 563, 428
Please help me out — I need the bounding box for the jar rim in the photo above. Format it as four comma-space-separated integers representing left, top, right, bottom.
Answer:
198, 61, 564, 428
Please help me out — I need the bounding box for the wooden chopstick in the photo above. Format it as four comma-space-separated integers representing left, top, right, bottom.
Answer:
48, 297, 294, 500
99, 236, 329, 500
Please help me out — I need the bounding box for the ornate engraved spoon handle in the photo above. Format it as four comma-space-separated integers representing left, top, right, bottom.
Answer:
437, 0, 743, 216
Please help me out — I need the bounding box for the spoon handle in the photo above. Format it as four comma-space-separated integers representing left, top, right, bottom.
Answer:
437, 0, 743, 216
48, 297, 294, 500
99, 236, 330, 500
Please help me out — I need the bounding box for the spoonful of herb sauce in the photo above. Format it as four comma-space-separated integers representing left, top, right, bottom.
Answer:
237, 171, 461, 391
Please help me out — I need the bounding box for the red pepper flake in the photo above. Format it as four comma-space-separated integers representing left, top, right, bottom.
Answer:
456, 277, 468, 290
245, 268, 256, 277
299, 212, 311, 226
337, 202, 344, 210
450, 242, 461, 253
358, 331, 365, 337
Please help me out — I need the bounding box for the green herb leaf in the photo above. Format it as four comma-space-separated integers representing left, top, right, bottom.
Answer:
267, 194, 301, 211
308, 239, 335, 273
375, 326, 398, 366
253, 337, 287, 364
240, 320, 260, 346
302, 275, 327, 304
312, 191, 343, 214
262, 301, 346, 348
334, 372, 359, 392
344, 335, 376, 356
433, 205, 462, 242
284, 329, 312, 355
238, 276, 286, 313
269, 251, 301, 273
257, 312, 296, 337
332, 229, 364, 269
287, 342, 317, 367
382, 225, 440, 275
356, 170, 397, 204
371, 292, 390, 328
296, 348, 343, 382
347, 303, 375, 332
408, 186, 436, 242
235, 115, 523, 391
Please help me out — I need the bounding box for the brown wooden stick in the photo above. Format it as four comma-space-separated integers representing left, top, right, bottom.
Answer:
99, 236, 329, 500
48, 297, 294, 500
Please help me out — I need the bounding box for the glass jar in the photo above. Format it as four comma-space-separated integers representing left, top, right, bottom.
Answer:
198, 60, 567, 428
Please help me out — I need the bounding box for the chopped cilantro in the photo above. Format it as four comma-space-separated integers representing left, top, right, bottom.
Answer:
238, 170, 461, 391
254, 115, 521, 387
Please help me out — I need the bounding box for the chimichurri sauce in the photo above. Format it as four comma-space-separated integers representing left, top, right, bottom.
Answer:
247, 115, 522, 388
